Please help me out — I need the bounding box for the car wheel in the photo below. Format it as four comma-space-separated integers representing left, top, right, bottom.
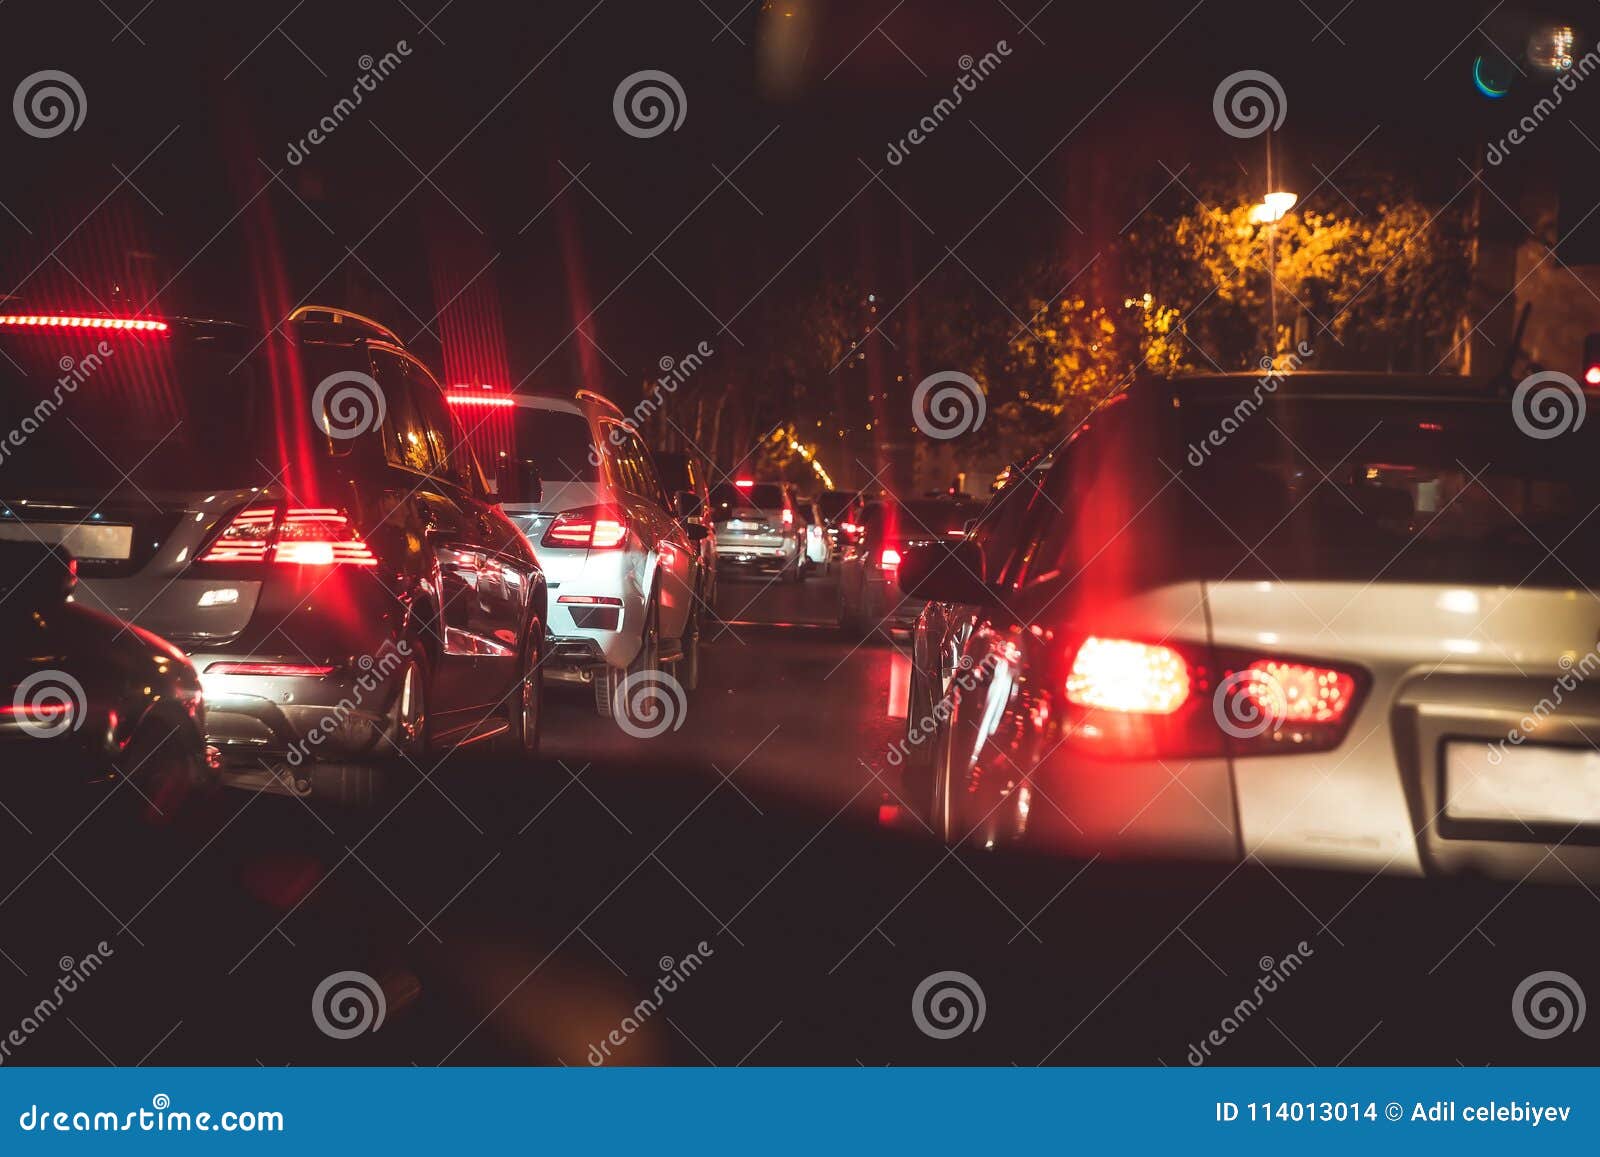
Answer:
595, 591, 660, 717
498, 622, 543, 758
679, 600, 701, 692
387, 652, 430, 761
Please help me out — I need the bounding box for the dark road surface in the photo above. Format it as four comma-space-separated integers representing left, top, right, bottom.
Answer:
1, 570, 1595, 1068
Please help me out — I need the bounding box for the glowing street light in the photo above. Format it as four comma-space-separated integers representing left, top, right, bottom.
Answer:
1248, 190, 1298, 224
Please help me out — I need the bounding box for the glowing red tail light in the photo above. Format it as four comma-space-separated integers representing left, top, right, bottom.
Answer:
1066, 637, 1191, 714
205, 662, 335, 677
1235, 659, 1356, 726
879, 547, 902, 570
197, 506, 277, 563
446, 393, 516, 407
781, 507, 794, 527
198, 506, 376, 567
542, 506, 628, 550
0, 314, 169, 332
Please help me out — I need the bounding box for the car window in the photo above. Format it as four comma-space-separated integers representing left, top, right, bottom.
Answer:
375, 351, 434, 475
624, 431, 670, 509
410, 365, 474, 490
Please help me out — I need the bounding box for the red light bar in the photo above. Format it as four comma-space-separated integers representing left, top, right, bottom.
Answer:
557, 594, 624, 605
734, 479, 754, 488
447, 394, 516, 407
205, 662, 335, 677
0, 314, 169, 332
1586, 366, 1600, 386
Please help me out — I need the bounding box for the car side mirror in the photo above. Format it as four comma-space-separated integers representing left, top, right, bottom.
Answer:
897, 540, 992, 605
674, 490, 703, 519
682, 522, 709, 542
494, 459, 542, 506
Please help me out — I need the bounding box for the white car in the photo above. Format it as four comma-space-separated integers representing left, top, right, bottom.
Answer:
898, 373, 1600, 884
449, 389, 706, 714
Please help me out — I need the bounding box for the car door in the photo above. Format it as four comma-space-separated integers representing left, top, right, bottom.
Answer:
410, 366, 534, 712
622, 429, 695, 643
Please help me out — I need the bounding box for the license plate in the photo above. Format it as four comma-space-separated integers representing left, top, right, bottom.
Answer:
1444, 741, 1600, 827
0, 521, 134, 560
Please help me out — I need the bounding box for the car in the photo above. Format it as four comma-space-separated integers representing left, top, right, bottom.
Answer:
0, 307, 548, 797
652, 450, 719, 616
793, 493, 830, 574
836, 496, 978, 639
449, 390, 706, 705
816, 488, 866, 553
903, 451, 1054, 785
898, 372, 1600, 884
709, 480, 803, 582
0, 541, 211, 815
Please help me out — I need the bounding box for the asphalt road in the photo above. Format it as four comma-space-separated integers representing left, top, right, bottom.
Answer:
1, 568, 1595, 1067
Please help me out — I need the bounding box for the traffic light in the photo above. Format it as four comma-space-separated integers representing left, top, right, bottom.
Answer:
1584, 333, 1600, 386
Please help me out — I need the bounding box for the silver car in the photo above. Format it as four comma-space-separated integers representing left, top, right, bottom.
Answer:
899, 373, 1600, 884
710, 481, 802, 582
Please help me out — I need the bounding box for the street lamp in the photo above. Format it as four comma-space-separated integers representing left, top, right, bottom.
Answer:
1248, 190, 1298, 224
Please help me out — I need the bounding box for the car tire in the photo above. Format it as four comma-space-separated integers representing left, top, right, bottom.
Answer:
679, 600, 701, 692
386, 649, 430, 761
497, 620, 544, 758
595, 590, 661, 717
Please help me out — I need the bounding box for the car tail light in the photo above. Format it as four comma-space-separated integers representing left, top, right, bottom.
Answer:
0, 314, 169, 332
1057, 635, 1361, 760
878, 547, 902, 570
557, 595, 624, 605
198, 505, 377, 567
275, 508, 378, 566
542, 506, 628, 550
446, 393, 515, 407
1066, 637, 1191, 714
781, 507, 794, 527
205, 662, 335, 677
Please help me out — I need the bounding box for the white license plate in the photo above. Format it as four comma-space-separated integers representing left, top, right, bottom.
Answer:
1444, 742, 1600, 826
0, 521, 134, 560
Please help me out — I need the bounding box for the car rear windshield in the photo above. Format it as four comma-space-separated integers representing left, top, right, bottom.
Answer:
1179, 394, 1600, 586
0, 332, 271, 494
514, 409, 598, 483
863, 500, 975, 542
817, 491, 857, 520
713, 483, 785, 514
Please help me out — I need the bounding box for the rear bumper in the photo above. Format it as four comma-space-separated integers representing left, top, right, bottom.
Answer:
194, 651, 407, 767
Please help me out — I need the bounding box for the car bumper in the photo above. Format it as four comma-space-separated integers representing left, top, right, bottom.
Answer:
538, 544, 647, 671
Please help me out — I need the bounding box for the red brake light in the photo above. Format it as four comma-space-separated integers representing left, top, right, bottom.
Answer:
205, 662, 335, 677
1066, 637, 1191, 715
542, 506, 628, 550
1236, 659, 1355, 726
275, 508, 378, 566
0, 314, 168, 332
1586, 366, 1600, 386
198, 506, 277, 563
198, 506, 376, 567
781, 507, 794, 527
879, 547, 902, 569
734, 479, 754, 489
446, 394, 516, 407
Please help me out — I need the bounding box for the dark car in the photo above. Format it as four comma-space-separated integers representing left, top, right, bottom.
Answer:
816, 488, 866, 552
653, 450, 719, 613
0, 542, 210, 814
904, 451, 1054, 782
899, 373, 1600, 886
836, 496, 978, 638
0, 307, 547, 797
